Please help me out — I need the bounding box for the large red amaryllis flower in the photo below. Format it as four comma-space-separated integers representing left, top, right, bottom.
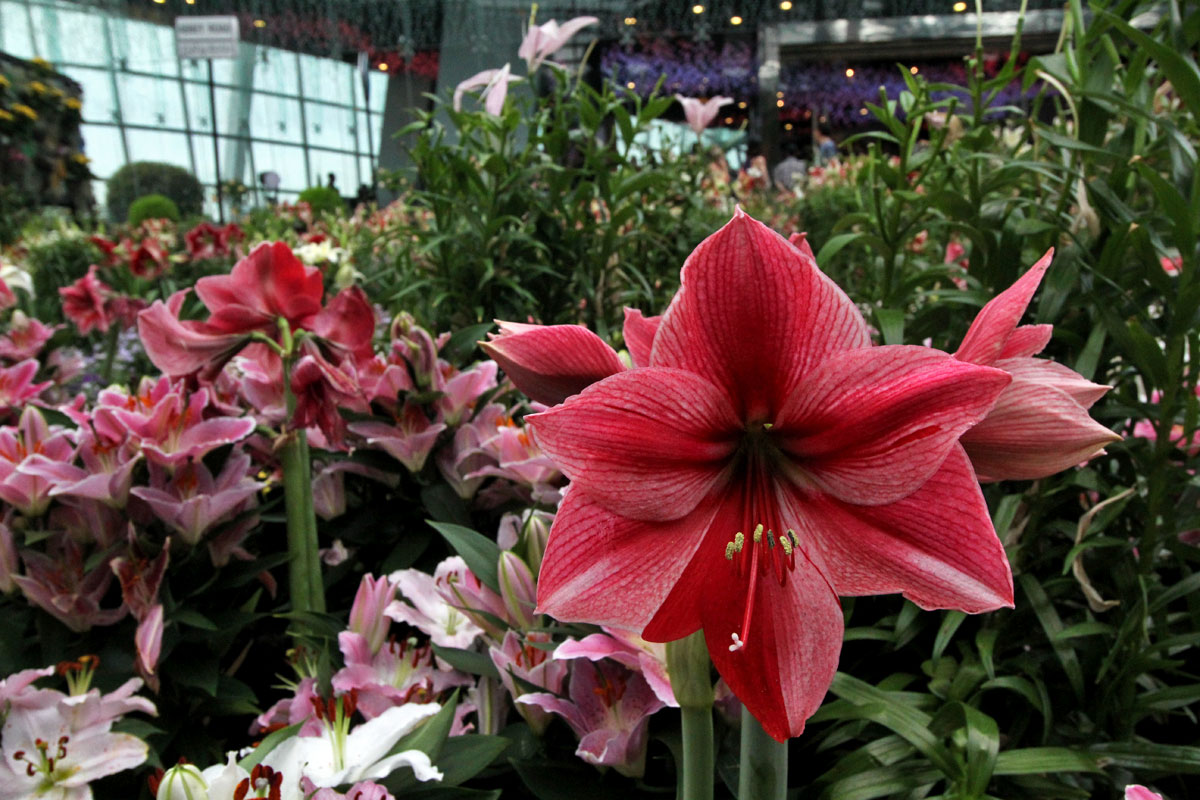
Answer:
528, 210, 1016, 740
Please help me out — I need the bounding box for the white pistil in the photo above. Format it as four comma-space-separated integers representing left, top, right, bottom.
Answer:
729, 632, 745, 652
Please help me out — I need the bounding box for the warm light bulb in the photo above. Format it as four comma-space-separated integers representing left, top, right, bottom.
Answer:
737, 101, 747, 109
910, 66, 919, 74
730, 15, 743, 25
953, 1, 967, 10
624, 17, 637, 25
378, 63, 388, 71
692, 4, 705, 14
253, 19, 266, 28
627, 81, 636, 89
153, 0, 165, 4
785, 123, 794, 130
776, 90, 783, 98
845, 68, 855, 78
860, 108, 869, 115
780, 0, 793, 9
776, 99, 784, 108
724, 116, 733, 124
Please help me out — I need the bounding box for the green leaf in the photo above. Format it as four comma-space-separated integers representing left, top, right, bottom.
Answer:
1097, 10, 1200, 118
391, 690, 459, 763
874, 308, 906, 346
817, 232, 869, 265
171, 654, 219, 696
421, 484, 473, 528
432, 644, 501, 680
1019, 574, 1085, 700
238, 723, 302, 770
993, 747, 1101, 775
173, 609, 218, 631
429, 521, 501, 593
1090, 741, 1200, 773
932, 611, 966, 662
435, 734, 510, 785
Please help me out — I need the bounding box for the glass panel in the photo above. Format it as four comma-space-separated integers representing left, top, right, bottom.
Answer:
367, 72, 388, 114
124, 129, 192, 172
0, 2, 34, 59
182, 80, 213, 131
308, 149, 359, 197
61, 66, 117, 124
298, 53, 349, 104
34, 6, 107, 67
80, 124, 125, 180
117, 73, 186, 128
248, 93, 303, 143
251, 140, 309, 192
211, 45, 249, 86
305, 101, 356, 150
110, 17, 179, 77
214, 87, 253, 137
253, 48, 299, 96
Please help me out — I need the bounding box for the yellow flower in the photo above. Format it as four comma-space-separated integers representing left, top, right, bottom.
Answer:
30, 58, 51, 69
0, 109, 13, 122
12, 103, 37, 120
71, 153, 90, 165
28, 81, 48, 94
64, 97, 82, 111
0, 75, 10, 88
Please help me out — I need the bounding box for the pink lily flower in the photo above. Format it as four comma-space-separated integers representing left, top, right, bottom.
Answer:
675, 95, 734, 136
58, 265, 116, 335
353, 352, 415, 411
130, 450, 264, 545
555, 628, 676, 707
436, 403, 507, 500
1127, 787, 1166, 800
252, 676, 321, 737
0, 276, 13, 310
350, 407, 446, 474
135, 603, 165, 690
303, 779, 395, 800
0, 312, 59, 362
432, 555, 512, 639
332, 634, 466, 721
0, 405, 74, 517
390, 313, 448, 392
453, 64, 520, 116
436, 361, 498, 426
12, 535, 125, 632
0, 674, 154, 797
489, 630, 568, 734
529, 209, 1015, 740
102, 376, 256, 467
954, 249, 1120, 481
387, 565, 485, 650
518, 658, 665, 777
0, 359, 50, 417
348, 573, 398, 656
23, 424, 142, 508
518, 16, 599, 72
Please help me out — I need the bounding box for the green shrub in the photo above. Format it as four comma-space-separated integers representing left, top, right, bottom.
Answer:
297, 185, 344, 216
127, 193, 181, 226
106, 162, 203, 223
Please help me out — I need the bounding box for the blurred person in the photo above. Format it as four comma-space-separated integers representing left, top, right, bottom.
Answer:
815, 123, 839, 165
772, 141, 808, 194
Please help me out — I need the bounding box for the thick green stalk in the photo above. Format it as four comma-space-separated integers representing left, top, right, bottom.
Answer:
280, 429, 324, 615
99, 324, 120, 384
738, 707, 787, 800
666, 631, 714, 800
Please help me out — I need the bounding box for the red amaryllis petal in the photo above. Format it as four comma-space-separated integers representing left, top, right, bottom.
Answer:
528, 368, 738, 521
999, 324, 1052, 359
622, 308, 661, 369
481, 321, 625, 406
651, 208, 870, 421
196, 241, 324, 333
961, 377, 1120, 481
997, 357, 1110, 409
313, 286, 375, 360
956, 249, 1053, 365
536, 489, 716, 631
776, 346, 1010, 505
798, 446, 1014, 612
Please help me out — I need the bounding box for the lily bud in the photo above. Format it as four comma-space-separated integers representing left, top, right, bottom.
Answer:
498, 551, 537, 630
0, 519, 17, 594
349, 573, 397, 656
156, 763, 208, 800
521, 510, 552, 575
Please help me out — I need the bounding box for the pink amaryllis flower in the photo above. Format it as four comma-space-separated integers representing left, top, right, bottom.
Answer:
675, 95, 734, 137
453, 64, 520, 116
954, 250, 1120, 480
59, 265, 116, 335
529, 209, 1016, 740
518, 16, 599, 72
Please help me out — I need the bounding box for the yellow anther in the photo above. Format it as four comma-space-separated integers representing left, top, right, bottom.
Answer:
787, 529, 799, 546
780, 535, 793, 555
734, 532, 744, 552
753, 524, 763, 543
725, 542, 736, 560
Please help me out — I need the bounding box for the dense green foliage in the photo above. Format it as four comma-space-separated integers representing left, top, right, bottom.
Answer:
127, 193, 181, 227
106, 161, 203, 223
297, 184, 345, 216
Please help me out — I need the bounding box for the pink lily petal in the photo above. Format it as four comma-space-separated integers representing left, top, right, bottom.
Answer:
453, 65, 519, 115
528, 367, 738, 521
481, 321, 625, 406
955, 249, 1053, 364
776, 346, 1010, 505
674, 95, 734, 136
651, 208, 871, 421
800, 446, 1014, 611
622, 308, 661, 369
1126, 786, 1166, 800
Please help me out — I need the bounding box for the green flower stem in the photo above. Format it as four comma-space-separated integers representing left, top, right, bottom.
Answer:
99, 324, 120, 384
739, 707, 787, 800
277, 317, 324, 623
666, 631, 714, 800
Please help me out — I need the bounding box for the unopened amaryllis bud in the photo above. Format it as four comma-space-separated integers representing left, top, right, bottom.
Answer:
155, 762, 208, 800
498, 551, 537, 630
